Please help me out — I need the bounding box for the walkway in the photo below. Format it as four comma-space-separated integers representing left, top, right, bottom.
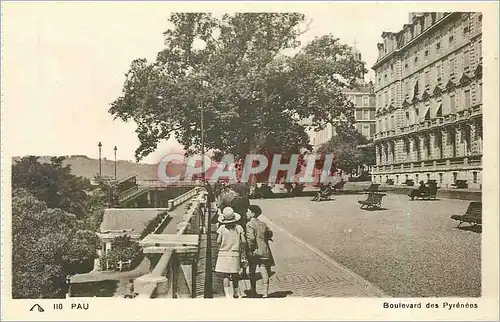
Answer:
207, 206, 385, 298
253, 195, 480, 297
237, 215, 385, 298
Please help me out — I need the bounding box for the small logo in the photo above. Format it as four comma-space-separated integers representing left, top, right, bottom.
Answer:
30, 304, 44, 312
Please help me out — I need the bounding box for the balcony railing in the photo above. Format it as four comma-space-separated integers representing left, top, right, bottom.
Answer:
372, 154, 482, 174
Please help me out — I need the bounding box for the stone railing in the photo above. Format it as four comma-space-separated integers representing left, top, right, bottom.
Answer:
137, 180, 200, 188
118, 185, 149, 204
167, 187, 203, 211
135, 189, 206, 298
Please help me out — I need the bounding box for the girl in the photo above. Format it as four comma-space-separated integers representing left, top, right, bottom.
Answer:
215, 207, 247, 298
245, 205, 275, 298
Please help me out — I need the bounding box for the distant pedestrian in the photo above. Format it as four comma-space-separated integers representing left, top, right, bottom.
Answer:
245, 205, 275, 298
215, 207, 247, 299
124, 279, 135, 298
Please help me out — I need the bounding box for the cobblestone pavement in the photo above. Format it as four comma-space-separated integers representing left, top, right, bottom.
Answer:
252, 194, 481, 297
238, 215, 386, 298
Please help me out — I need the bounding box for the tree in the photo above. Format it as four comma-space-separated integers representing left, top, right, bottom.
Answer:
110, 13, 367, 164
12, 189, 100, 298
317, 123, 375, 174
12, 156, 92, 217
101, 236, 142, 270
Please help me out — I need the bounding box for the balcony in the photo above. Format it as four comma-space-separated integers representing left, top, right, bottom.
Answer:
471, 105, 482, 117
443, 114, 457, 123
372, 154, 483, 174
456, 109, 471, 121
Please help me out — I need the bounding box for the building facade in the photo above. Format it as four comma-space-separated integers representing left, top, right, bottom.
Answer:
308, 84, 376, 151
371, 12, 482, 189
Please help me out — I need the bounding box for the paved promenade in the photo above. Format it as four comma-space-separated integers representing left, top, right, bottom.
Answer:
244, 215, 386, 297
252, 194, 480, 297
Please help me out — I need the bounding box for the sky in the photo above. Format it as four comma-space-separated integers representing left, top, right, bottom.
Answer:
2, 2, 415, 164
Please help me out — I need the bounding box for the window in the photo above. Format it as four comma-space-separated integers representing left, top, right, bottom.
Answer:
449, 57, 455, 80
363, 109, 369, 120
439, 173, 443, 183
436, 42, 441, 50
405, 63, 409, 69
450, 94, 456, 112
425, 50, 429, 57
363, 96, 369, 106
416, 174, 419, 181
462, 91, 470, 110
449, 35, 454, 44
463, 26, 470, 34
355, 110, 362, 120
463, 50, 470, 71
362, 125, 370, 138
473, 172, 478, 183
425, 70, 430, 89
370, 124, 376, 137
453, 172, 458, 182
427, 173, 430, 181
414, 56, 418, 63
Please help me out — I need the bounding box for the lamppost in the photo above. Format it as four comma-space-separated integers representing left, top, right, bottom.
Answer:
200, 79, 213, 298
98, 142, 102, 177
114, 146, 117, 181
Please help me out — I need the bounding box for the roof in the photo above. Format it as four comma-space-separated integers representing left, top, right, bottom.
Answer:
99, 208, 167, 233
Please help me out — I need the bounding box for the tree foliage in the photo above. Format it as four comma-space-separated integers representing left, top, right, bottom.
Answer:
110, 13, 367, 162
317, 124, 375, 174
12, 189, 100, 299
12, 156, 92, 217
100, 236, 142, 270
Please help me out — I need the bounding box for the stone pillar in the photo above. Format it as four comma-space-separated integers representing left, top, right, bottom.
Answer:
441, 129, 450, 158
409, 137, 415, 162
418, 134, 425, 160
375, 144, 381, 165
429, 132, 435, 160
469, 122, 478, 155
456, 126, 463, 157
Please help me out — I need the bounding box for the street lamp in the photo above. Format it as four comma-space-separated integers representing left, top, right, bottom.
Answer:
199, 78, 213, 299
98, 142, 102, 177
114, 146, 117, 181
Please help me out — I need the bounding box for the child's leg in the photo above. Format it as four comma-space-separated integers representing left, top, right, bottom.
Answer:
260, 265, 270, 298
248, 263, 257, 296
223, 274, 232, 298
231, 273, 240, 298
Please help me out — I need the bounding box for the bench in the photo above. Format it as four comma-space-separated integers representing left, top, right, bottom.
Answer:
451, 202, 482, 227
363, 183, 380, 193
312, 185, 333, 201
386, 179, 394, 185
403, 179, 414, 186
451, 180, 468, 189
409, 185, 439, 200
332, 180, 345, 191
358, 192, 386, 210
